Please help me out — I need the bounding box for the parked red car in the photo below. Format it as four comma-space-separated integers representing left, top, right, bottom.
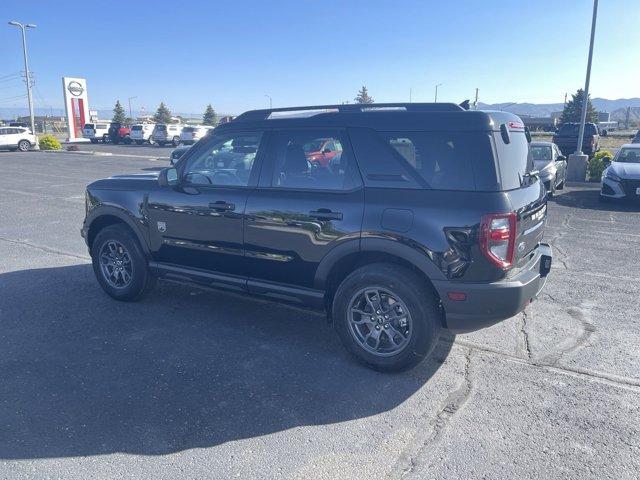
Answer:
304, 138, 342, 167
108, 123, 132, 144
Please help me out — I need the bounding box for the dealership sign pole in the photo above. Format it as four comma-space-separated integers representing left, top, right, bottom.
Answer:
62, 77, 90, 142
576, 0, 598, 155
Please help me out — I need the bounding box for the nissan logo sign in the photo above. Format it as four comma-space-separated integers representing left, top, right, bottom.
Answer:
67, 81, 84, 97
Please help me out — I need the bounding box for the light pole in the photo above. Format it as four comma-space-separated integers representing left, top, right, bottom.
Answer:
128, 96, 137, 120
434, 83, 442, 102
264, 94, 272, 109
567, 0, 599, 182
576, 0, 598, 155
8, 20, 38, 150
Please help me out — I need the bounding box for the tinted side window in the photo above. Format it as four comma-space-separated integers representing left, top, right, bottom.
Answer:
379, 131, 497, 191
181, 132, 263, 187
268, 129, 360, 191
492, 131, 532, 190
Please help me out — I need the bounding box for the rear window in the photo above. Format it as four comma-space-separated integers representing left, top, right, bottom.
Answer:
558, 123, 597, 135
492, 131, 532, 190
96, 124, 107, 129
182, 127, 196, 133
156, 125, 167, 132
84, 124, 94, 129
380, 131, 495, 191
131, 125, 142, 131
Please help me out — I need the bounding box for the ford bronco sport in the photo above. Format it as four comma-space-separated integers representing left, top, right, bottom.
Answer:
82, 103, 552, 371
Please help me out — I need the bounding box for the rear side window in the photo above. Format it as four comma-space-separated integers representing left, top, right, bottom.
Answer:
379, 131, 495, 191
131, 125, 142, 131
267, 129, 360, 191
492, 131, 532, 190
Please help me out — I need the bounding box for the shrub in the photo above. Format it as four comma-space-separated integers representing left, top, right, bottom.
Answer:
588, 150, 613, 181
39, 134, 61, 150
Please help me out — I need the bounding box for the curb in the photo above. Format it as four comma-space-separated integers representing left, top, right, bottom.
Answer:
40, 150, 169, 161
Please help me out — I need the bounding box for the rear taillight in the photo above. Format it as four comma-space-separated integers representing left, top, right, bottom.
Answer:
480, 213, 517, 269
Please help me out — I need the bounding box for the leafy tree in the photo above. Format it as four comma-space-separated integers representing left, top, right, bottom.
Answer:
112, 100, 127, 124
202, 104, 217, 126
354, 86, 374, 104
153, 102, 172, 124
560, 89, 598, 124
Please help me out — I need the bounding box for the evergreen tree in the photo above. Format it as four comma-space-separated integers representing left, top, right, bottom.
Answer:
202, 104, 217, 126
112, 100, 127, 124
153, 102, 172, 124
560, 89, 598, 124
354, 86, 374, 104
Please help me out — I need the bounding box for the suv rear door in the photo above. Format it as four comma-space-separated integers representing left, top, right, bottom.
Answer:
244, 128, 364, 296
147, 130, 266, 288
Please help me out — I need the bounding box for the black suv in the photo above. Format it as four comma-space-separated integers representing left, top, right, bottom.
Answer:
82, 103, 552, 371
552, 122, 600, 156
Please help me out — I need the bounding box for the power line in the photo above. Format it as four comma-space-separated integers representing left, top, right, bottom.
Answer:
0, 93, 28, 103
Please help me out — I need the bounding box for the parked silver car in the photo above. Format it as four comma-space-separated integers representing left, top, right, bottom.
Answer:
600, 144, 640, 201
632, 130, 640, 144
530, 141, 567, 195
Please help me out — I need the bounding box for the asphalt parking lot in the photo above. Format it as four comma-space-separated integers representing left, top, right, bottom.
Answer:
1, 148, 639, 479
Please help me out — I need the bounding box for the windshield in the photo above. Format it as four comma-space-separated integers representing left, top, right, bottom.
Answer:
614, 148, 640, 164
303, 139, 325, 152
530, 145, 552, 166
131, 125, 142, 131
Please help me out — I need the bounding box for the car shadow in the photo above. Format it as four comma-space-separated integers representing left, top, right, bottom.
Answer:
552, 185, 640, 212
0, 264, 452, 459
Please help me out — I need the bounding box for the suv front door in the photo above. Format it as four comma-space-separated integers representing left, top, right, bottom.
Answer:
244, 128, 364, 299
147, 130, 266, 288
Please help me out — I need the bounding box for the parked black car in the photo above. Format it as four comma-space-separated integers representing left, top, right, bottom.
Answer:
529, 141, 567, 195
81, 103, 552, 371
170, 144, 192, 165
552, 122, 600, 156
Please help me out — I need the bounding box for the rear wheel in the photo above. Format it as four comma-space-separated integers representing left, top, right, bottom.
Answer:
333, 263, 441, 372
172, 136, 180, 147
90, 138, 98, 144
17, 140, 31, 152
102, 135, 109, 143
157, 141, 166, 147
91, 224, 156, 301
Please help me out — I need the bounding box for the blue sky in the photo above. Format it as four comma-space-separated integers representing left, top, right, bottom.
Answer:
1, 0, 638, 115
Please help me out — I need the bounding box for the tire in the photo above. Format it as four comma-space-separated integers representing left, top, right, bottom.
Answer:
557, 178, 565, 190
172, 136, 180, 147
332, 263, 441, 372
124, 136, 132, 145
158, 141, 166, 147
17, 140, 31, 152
90, 139, 98, 144
102, 135, 109, 143
91, 224, 156, 301
135, 140, 143, 145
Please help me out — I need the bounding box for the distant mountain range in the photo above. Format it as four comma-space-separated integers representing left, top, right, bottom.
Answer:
478, 98, 640, 121
2, 97, 639, 122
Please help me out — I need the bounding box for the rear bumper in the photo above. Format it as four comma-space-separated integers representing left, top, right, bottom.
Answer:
433, 243, 552, 333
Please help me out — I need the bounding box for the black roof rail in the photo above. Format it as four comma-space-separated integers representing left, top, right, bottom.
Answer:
234, 102, 464, 122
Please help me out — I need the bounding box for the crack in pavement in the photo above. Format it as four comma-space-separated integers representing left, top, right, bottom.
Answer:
388, 347, 474, 479
0, 236, 90, 261
539, 304, 596, 367
518, 309, 532, 360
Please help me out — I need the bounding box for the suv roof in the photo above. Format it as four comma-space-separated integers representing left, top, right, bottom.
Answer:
225, 103, 524, 133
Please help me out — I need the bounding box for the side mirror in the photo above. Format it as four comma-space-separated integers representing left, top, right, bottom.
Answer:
558, 155, 566, 161
158, 167, 178, 187
322, 148, 331, 154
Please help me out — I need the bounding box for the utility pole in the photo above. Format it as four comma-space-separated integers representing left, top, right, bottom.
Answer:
625, 106, 630, 130
575, 0, 598, 155
474, 88, 479, 110
8, 21, 38, 150
567, 0, 598, 182
264, 94, 272, 109
128, 96, 137, 119
409, 87, 412, 103
434, 83, 442, 102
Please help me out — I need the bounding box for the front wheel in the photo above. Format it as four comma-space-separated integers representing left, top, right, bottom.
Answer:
333, 263, 441, 372
91, 224, 156, 301
90, 138, 98, 144
17, 140, 31, 152
172, 136, 180, 147
102, 135, 109, 143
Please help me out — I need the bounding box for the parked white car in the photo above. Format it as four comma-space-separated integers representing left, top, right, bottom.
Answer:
130, 124, 155, 144
83, 123, 111, 143
179, 125, 212, 145
600, 144, 640, 201
0, 126, 37, 151
152, 124, 183, 147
